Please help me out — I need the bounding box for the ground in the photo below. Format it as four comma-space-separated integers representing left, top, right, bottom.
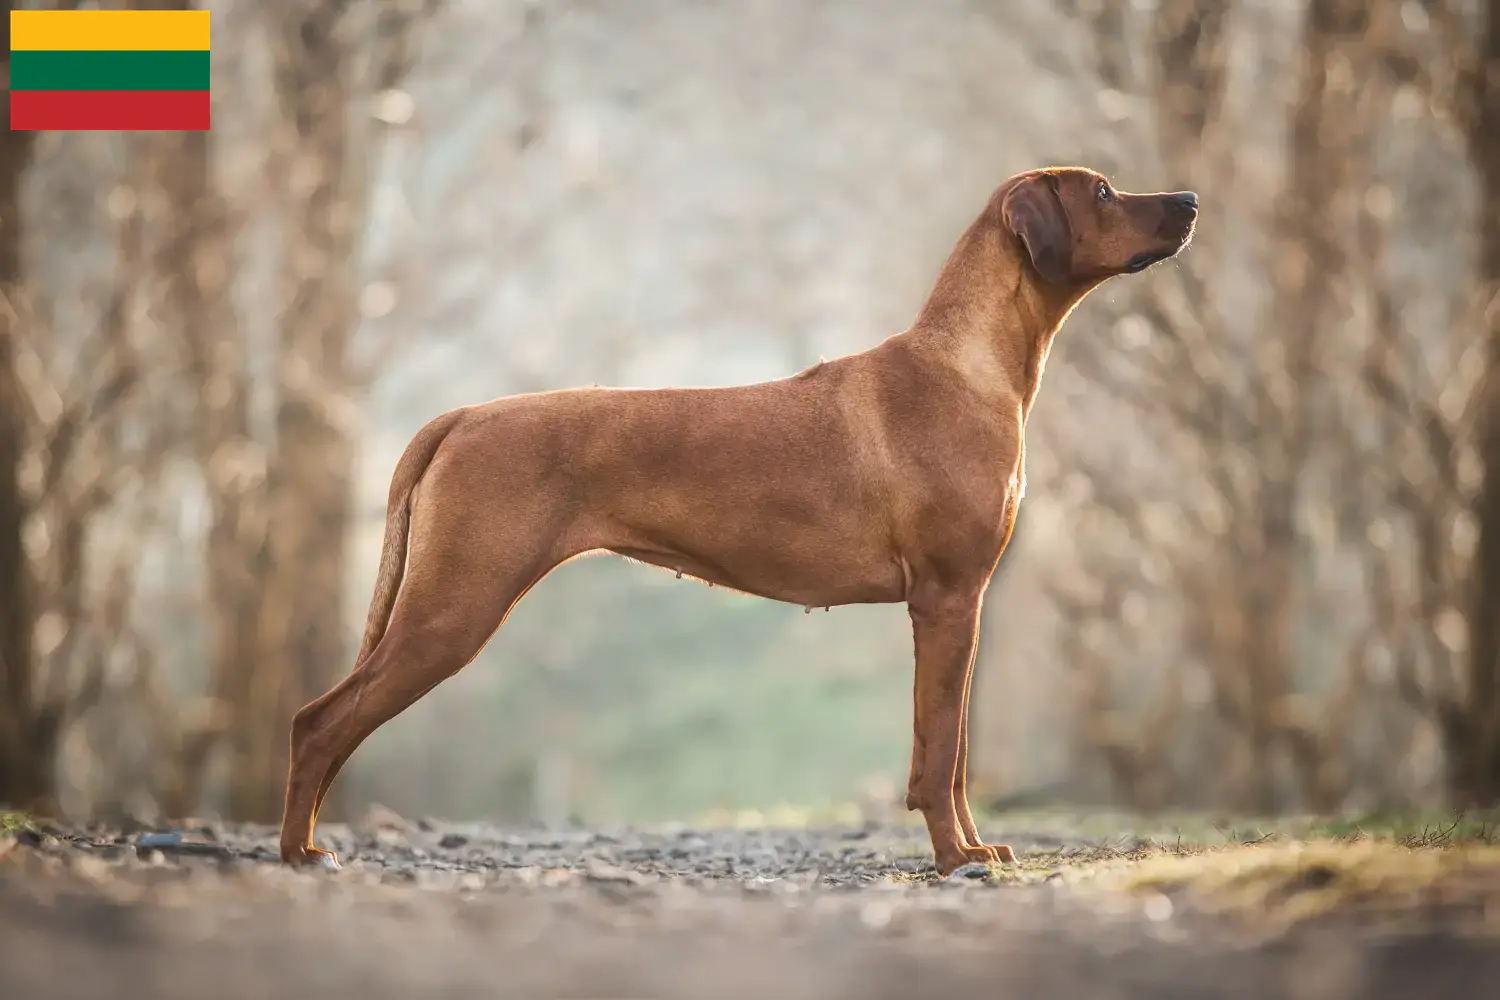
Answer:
4, 810, 1500, 999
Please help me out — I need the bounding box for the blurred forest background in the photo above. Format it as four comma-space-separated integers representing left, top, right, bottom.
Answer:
4, 0, 1500, 829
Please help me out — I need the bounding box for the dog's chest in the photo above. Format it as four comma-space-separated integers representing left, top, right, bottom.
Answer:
1009, 436, 1027, 501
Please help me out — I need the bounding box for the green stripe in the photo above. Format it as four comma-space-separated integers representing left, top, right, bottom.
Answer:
9, 50, 209, 92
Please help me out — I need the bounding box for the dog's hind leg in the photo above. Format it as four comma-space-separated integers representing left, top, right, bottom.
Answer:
279, 496, 572, 868
278, 588, 512, 867
302, 566, 552, 831
280, 567, 556, 867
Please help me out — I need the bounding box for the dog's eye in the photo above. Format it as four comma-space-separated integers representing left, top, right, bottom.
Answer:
1096, 181, 1113, 203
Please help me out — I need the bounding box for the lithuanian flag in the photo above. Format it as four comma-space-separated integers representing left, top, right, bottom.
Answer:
9, 10, 210, 131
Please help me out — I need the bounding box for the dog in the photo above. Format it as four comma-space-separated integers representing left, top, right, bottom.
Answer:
278, 166, 1198, 875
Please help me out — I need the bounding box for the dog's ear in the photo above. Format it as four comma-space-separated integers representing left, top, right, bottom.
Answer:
1002, 175, 1073, 284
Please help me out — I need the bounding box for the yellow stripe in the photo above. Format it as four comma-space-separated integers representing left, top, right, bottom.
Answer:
10, 10, 209, 52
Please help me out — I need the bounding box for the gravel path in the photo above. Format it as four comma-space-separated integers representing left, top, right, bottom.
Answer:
4, 817, 1499, 999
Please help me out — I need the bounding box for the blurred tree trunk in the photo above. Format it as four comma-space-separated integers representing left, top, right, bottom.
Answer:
0, 6, 48, 810
1457, 0, 1500, 807
225, 0, 436, 822
1234, 0, 1371, 813
1151, 0, 1229, 185
226, 0, 359, 823
148, 6, 266, 816
1090, 0, 1134, 91
1, 78, 151, 810
1039, 0, 1238, 812
1078, 0, 1368, 813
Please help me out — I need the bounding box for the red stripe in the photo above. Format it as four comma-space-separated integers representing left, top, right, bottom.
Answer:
10, 90, 209, 131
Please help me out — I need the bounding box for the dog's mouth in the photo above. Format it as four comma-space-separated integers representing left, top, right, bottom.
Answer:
1126, 229, 1195, 273
1125, 250, 1171, 273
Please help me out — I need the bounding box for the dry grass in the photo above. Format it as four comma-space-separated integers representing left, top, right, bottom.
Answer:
0, 812, 32, 834
973, 806, 1500, 847
1105, 840, 1500, 928
883, 809, 1500, 932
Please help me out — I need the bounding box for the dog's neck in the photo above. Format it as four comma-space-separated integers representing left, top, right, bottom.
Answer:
907, 208, 1094, 423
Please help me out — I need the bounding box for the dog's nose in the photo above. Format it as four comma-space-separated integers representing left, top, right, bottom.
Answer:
1169, 191, 1199, 211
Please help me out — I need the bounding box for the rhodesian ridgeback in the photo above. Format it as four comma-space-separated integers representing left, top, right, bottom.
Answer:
279, 166, 1198, 875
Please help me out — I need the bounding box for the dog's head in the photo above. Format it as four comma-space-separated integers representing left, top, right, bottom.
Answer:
999, 167, 1197, 286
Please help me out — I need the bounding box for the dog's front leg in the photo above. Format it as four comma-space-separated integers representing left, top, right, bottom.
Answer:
907, 643, 1011, 859
952, 649, 1015, 864
905, 585, 1003, 875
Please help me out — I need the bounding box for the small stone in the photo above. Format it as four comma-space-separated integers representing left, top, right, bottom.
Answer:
945, 862, 993, 882
583, 860, 651, 886
438, 833, 469, 849
69, 854, 111, 881
361, 803, 409, 831
540, 868, 580, 888
135, 831, 182, 858
134, 830, 232, 861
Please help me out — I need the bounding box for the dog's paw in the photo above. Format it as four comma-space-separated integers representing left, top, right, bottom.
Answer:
282, 847, 342, 870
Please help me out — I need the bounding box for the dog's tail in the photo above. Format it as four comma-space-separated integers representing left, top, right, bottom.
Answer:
352, 409, 464, 667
